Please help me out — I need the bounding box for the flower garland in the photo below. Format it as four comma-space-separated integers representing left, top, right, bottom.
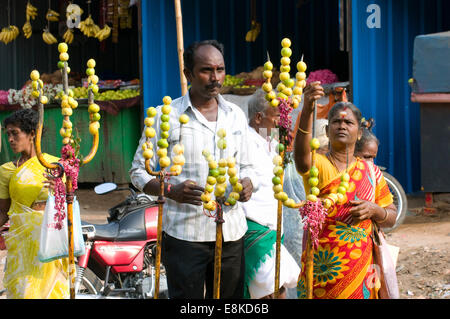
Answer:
53, 144, 80, 230
299, 199, 327, 248
7, 83, 63, 108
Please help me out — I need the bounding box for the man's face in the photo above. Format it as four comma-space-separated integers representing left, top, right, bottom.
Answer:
256, 106, 280, 136
185, 45, 225, 99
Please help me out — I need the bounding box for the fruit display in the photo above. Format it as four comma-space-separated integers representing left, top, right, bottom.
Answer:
69, 87, 140, 101
142, 96, 189, 176
201, 129, 242, 212
222, 74, 244, 87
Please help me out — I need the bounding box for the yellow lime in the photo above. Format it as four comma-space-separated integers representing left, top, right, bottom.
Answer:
147, 107, 157, 117
159, 156, 171, 168
170, 164, 182, 175
179, 114, 189, 124
58, 42, 68, 53
145, 127, 156, 138
88, 103, 100, 113
30, 70, 40, 81
143, 149, 154, 160
162, 96, 172, 105
162, 104, 172, 115
87, 59, 96, 68
60, 52, 69, 61
281, 38, 291, 48
157, 148, 167, 158
297, 61, 307, 72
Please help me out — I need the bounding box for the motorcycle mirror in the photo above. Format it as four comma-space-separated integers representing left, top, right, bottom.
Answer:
94, 182, 118, 195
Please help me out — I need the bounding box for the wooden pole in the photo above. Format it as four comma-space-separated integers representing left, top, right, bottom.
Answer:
174, 0, 187, 96
274, 151, 284, 298
153, 171, 165, 299
66, 176, 76, 299
213, 200, 224, 299
305, 100, 318, 299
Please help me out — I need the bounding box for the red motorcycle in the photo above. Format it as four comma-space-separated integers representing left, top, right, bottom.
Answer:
75, 183, 168, 299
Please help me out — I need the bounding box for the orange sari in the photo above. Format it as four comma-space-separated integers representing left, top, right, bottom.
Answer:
297, 155, 393, 299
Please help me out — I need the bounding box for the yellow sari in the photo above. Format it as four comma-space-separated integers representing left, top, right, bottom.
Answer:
0, 154, 69, 299
297, 154, 393, 299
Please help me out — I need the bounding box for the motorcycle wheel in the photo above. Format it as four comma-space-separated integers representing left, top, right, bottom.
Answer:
76, 265, 103, 295
382, 171, 408, 233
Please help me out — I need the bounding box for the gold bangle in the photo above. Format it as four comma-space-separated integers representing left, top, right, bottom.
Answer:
378, 208, 389, 223
298, 127, 311, 134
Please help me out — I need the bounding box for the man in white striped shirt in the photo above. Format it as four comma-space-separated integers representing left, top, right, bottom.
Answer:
129, 40, 258, 298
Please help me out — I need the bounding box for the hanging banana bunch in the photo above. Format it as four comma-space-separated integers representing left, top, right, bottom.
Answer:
245, 0, 260, 42
63, 28, 74, 44
22, 20, 32, 39
46, 9, 60, 22
42, 28, 58, 45
0, 26, 20, 45
79, 15, 101, 38
1, 1, 19, 45
96, 24, 111, 41
42, 1, 59, 45
26, 1, 38, 21
245, 20, 261, 42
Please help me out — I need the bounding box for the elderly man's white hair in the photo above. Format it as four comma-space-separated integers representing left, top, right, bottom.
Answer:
247, 89, 270, 122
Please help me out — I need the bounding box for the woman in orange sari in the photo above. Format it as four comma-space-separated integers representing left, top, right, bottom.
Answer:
293, 82, 397, 299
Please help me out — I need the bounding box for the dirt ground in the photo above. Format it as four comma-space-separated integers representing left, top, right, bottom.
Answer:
1, 188, 449, 299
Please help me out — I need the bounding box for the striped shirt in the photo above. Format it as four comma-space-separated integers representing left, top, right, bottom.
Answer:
129, 93, 259, 242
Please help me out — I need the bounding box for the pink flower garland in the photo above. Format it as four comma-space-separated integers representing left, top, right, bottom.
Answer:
53, 144, 80, 230
277, 98, 293, 148
306, 69, 339, 85
299, 199, 327, 248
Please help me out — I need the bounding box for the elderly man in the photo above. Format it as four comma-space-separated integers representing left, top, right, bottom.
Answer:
129, 40, 257, 299
242, 89, 300, 299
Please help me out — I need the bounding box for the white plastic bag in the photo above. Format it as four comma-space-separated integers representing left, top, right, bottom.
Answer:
282, 157, 306, 299
378, 231, 400, 299
38, 194, 85, 263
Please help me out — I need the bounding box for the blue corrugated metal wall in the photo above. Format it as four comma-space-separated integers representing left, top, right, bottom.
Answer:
351, 0, 449, 193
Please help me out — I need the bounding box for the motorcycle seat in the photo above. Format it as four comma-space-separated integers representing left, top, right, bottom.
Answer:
81, 220, 119, 241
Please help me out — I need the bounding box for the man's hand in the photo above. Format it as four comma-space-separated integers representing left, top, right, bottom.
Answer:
238, 177, 253, 202
167, 180, 205, 206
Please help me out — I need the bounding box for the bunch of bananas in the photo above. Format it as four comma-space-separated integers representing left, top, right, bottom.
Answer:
26, 2, 38, 21
0, 26, 20, 44
42, 29, 58, 45
46, 9, 60, 22
63, 28, 74, 44
245, 20, 261, 42
96, 24, 111, 41
22, 21, 32, 39
79, 15, 100, 38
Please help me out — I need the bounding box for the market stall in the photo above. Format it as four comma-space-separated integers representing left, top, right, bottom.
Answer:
0, 0, 141, 183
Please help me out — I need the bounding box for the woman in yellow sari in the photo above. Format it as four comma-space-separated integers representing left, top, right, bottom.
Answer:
293, 83, 397, 299
0, 109, 69, 299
